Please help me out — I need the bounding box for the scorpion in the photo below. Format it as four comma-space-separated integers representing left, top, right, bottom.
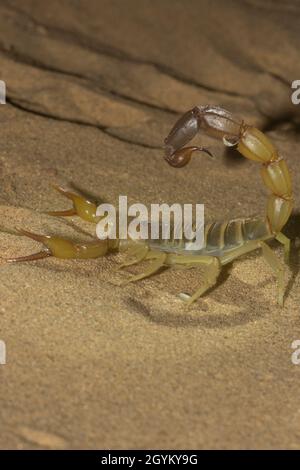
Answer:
6, 106, 293, 306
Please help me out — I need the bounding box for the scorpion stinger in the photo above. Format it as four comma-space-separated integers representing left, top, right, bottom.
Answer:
164, 107, 214, 167
164, 105, 244, 167
164, 146, 214, 168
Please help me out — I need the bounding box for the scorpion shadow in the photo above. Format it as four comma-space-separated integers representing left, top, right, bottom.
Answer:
124, 264, 269, 329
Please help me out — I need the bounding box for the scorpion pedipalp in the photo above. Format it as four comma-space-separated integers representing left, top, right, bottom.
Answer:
45, 185, 98, 223
6, 229, 52, 263
6, 228, 109, 262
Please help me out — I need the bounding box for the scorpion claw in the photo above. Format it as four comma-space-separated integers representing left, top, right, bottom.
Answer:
5, 229, 52, 263
15, 228, 51, 242
6, 250, 51, 263
46, 208, 77, 217
6, 228, 109, 262
45, 185, 98, 223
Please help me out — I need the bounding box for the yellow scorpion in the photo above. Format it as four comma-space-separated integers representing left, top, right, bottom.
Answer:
7, 106, 293, 306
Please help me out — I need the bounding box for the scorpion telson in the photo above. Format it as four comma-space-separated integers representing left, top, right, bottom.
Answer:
164, 105, 245, 166
6, 106, 293, 306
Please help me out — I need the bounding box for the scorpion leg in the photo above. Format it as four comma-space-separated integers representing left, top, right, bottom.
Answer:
260, 241, 285, 307
46, 185, 98, 223
182, 257, 221, 306
275, 232, 291, 264
220, 240, 285, 306
6, 249, 51, 263
6, 228, 108, 262
117, 243, 149, 269
166, 254, 221, 305
120, 250, 167, 285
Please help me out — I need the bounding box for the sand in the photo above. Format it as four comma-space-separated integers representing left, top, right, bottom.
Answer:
0, 0, 300, 449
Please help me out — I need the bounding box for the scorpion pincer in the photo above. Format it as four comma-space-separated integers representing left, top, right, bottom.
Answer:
6, 106, 293, 306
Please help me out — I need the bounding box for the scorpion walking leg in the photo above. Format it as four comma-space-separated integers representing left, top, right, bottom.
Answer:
167, 254, 221, 305
121, 250, 167, 284
117, 243, 149, 269
275, 232, 291, 264
184, 257, 221, 306
220, 240, 284, 306
260, 241, 285, 306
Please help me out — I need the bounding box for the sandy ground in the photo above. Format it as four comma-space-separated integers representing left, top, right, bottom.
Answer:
0, 0, 300, 449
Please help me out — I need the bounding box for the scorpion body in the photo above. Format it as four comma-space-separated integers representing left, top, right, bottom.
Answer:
148, 217, 272, 258
7, 106, 293, 306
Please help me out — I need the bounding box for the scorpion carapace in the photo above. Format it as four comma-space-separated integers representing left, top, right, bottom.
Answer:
6, 106, 293, 306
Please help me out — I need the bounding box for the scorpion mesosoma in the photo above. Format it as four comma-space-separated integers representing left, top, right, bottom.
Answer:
7, 106, 293, 306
